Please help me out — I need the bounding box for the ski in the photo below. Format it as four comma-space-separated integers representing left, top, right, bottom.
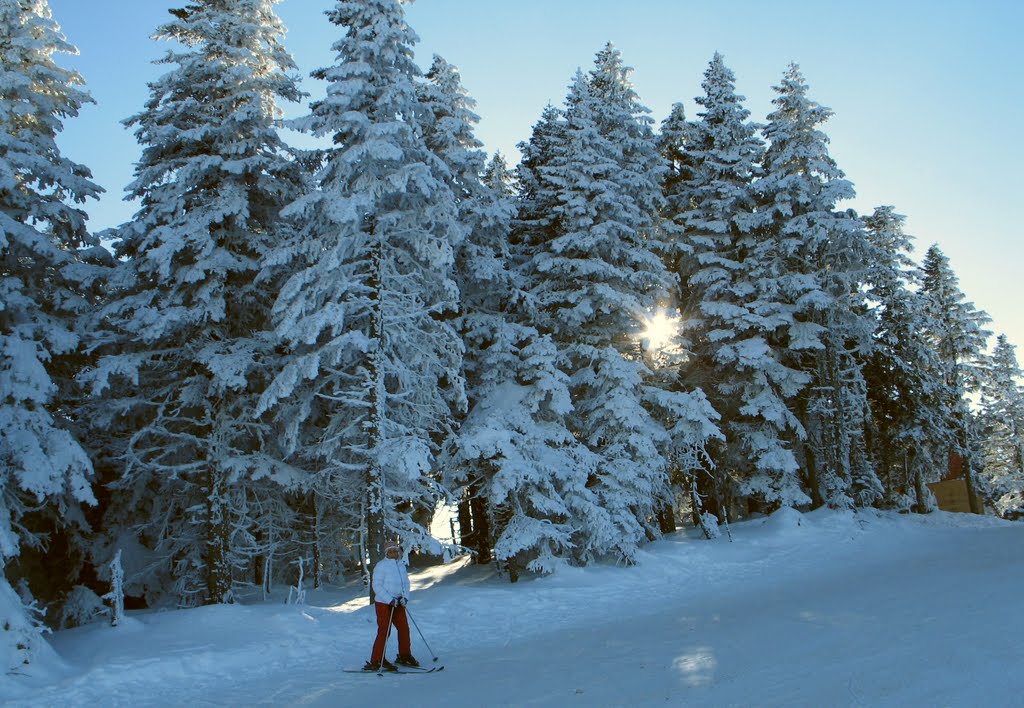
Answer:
398, 665, 444, 673
343, 665, 444, 675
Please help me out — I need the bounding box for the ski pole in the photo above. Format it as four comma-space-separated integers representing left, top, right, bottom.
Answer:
405, 608, 439, 662
378, 602, 397, 675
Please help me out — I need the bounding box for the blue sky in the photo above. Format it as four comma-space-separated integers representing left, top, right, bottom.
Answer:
46, 0, 1024, 356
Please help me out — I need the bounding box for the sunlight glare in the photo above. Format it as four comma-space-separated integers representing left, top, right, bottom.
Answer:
642, 310, 679, 353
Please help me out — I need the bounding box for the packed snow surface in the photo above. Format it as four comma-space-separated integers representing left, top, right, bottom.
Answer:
5, 508, 1021, 707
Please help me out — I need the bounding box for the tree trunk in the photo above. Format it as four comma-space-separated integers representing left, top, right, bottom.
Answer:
802, 439, 825, 509
913, 463, 928, 514
469, 488, 492, 564
457, 494, 474, 551
312, 530, 322, 590
253, 528, 271, 595
693, 467, 723, 523
689, 470, 719, 539
963, 460, 982, 514
303, 493, 323, 589
364, 228, 386, 604
506, 557, 519, 583
656, 500, 676, 535
365, 469, 386, 604
491, 502, 516, 582
203, 465, 233, 604
957, 420, 983, 514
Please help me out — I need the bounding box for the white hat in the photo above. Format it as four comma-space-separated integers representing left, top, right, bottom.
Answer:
384, 540, 401, 552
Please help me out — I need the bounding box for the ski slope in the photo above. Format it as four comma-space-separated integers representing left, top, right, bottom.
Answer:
5, 508, 1021, 707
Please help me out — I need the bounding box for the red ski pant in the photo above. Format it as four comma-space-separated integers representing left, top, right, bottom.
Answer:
371, 601, 410, 662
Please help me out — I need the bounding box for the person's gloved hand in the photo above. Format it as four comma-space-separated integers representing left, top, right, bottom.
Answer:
398, 596, 408, 607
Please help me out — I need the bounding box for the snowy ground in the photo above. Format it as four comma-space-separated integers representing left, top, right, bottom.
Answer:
4, 508, 1021, 707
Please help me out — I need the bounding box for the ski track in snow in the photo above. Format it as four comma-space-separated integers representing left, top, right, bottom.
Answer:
5, 509, 1021, 707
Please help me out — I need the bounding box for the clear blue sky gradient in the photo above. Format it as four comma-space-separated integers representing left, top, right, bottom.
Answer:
46, 0, 1024, 356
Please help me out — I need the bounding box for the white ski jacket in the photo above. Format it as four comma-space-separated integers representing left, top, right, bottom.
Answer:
372, 557, 410, 605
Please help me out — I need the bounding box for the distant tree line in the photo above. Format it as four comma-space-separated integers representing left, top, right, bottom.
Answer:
3, 0, 1023, 671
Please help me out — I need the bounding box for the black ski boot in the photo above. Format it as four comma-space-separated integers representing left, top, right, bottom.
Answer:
363, 659, 397, 672
395, 654, 420, 668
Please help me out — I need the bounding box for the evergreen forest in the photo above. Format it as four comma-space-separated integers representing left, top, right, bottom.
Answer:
3, 0, 1023, 672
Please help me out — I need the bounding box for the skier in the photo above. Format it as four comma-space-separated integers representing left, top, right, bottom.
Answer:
363, 540, 420, 671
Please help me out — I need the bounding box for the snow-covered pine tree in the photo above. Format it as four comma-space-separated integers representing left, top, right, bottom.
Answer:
656, 102, 690, 233
516, 46, 717, 564
920, 244, 991, 513
90, 0, 307, 606
756, 63, 880, 509
513, 103, 564, 260
978, 334, 1024, 518
666, 54, 763, 274
415, 55, 516, 564
452, 326, 604, 578
661, 53, 794, 527
656, 101, 696, 287
440, 106, 598, 579
0, 0, 102, 670
256, 0, 465, 577
861, 206, 950, 511
654, 101, 728, 533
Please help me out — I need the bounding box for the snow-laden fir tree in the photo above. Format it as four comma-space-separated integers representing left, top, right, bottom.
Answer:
660, 53, 792, 529
656, 101, 691, 257
664, 54, 763, 274
514, 103, 564, 258
470, 154, 616, 576
755, 63, 881, 509
256, 0, 465, 577
0, 0, 103, 670
920, 244, 991, 513
89, 0, 307, 606
978, 334, 1024, 518
861, 207, 950, 511
655, 101, 694, 317
444, 105, 600, 578
516, 46, 718, 565
415, 55, 517, 564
